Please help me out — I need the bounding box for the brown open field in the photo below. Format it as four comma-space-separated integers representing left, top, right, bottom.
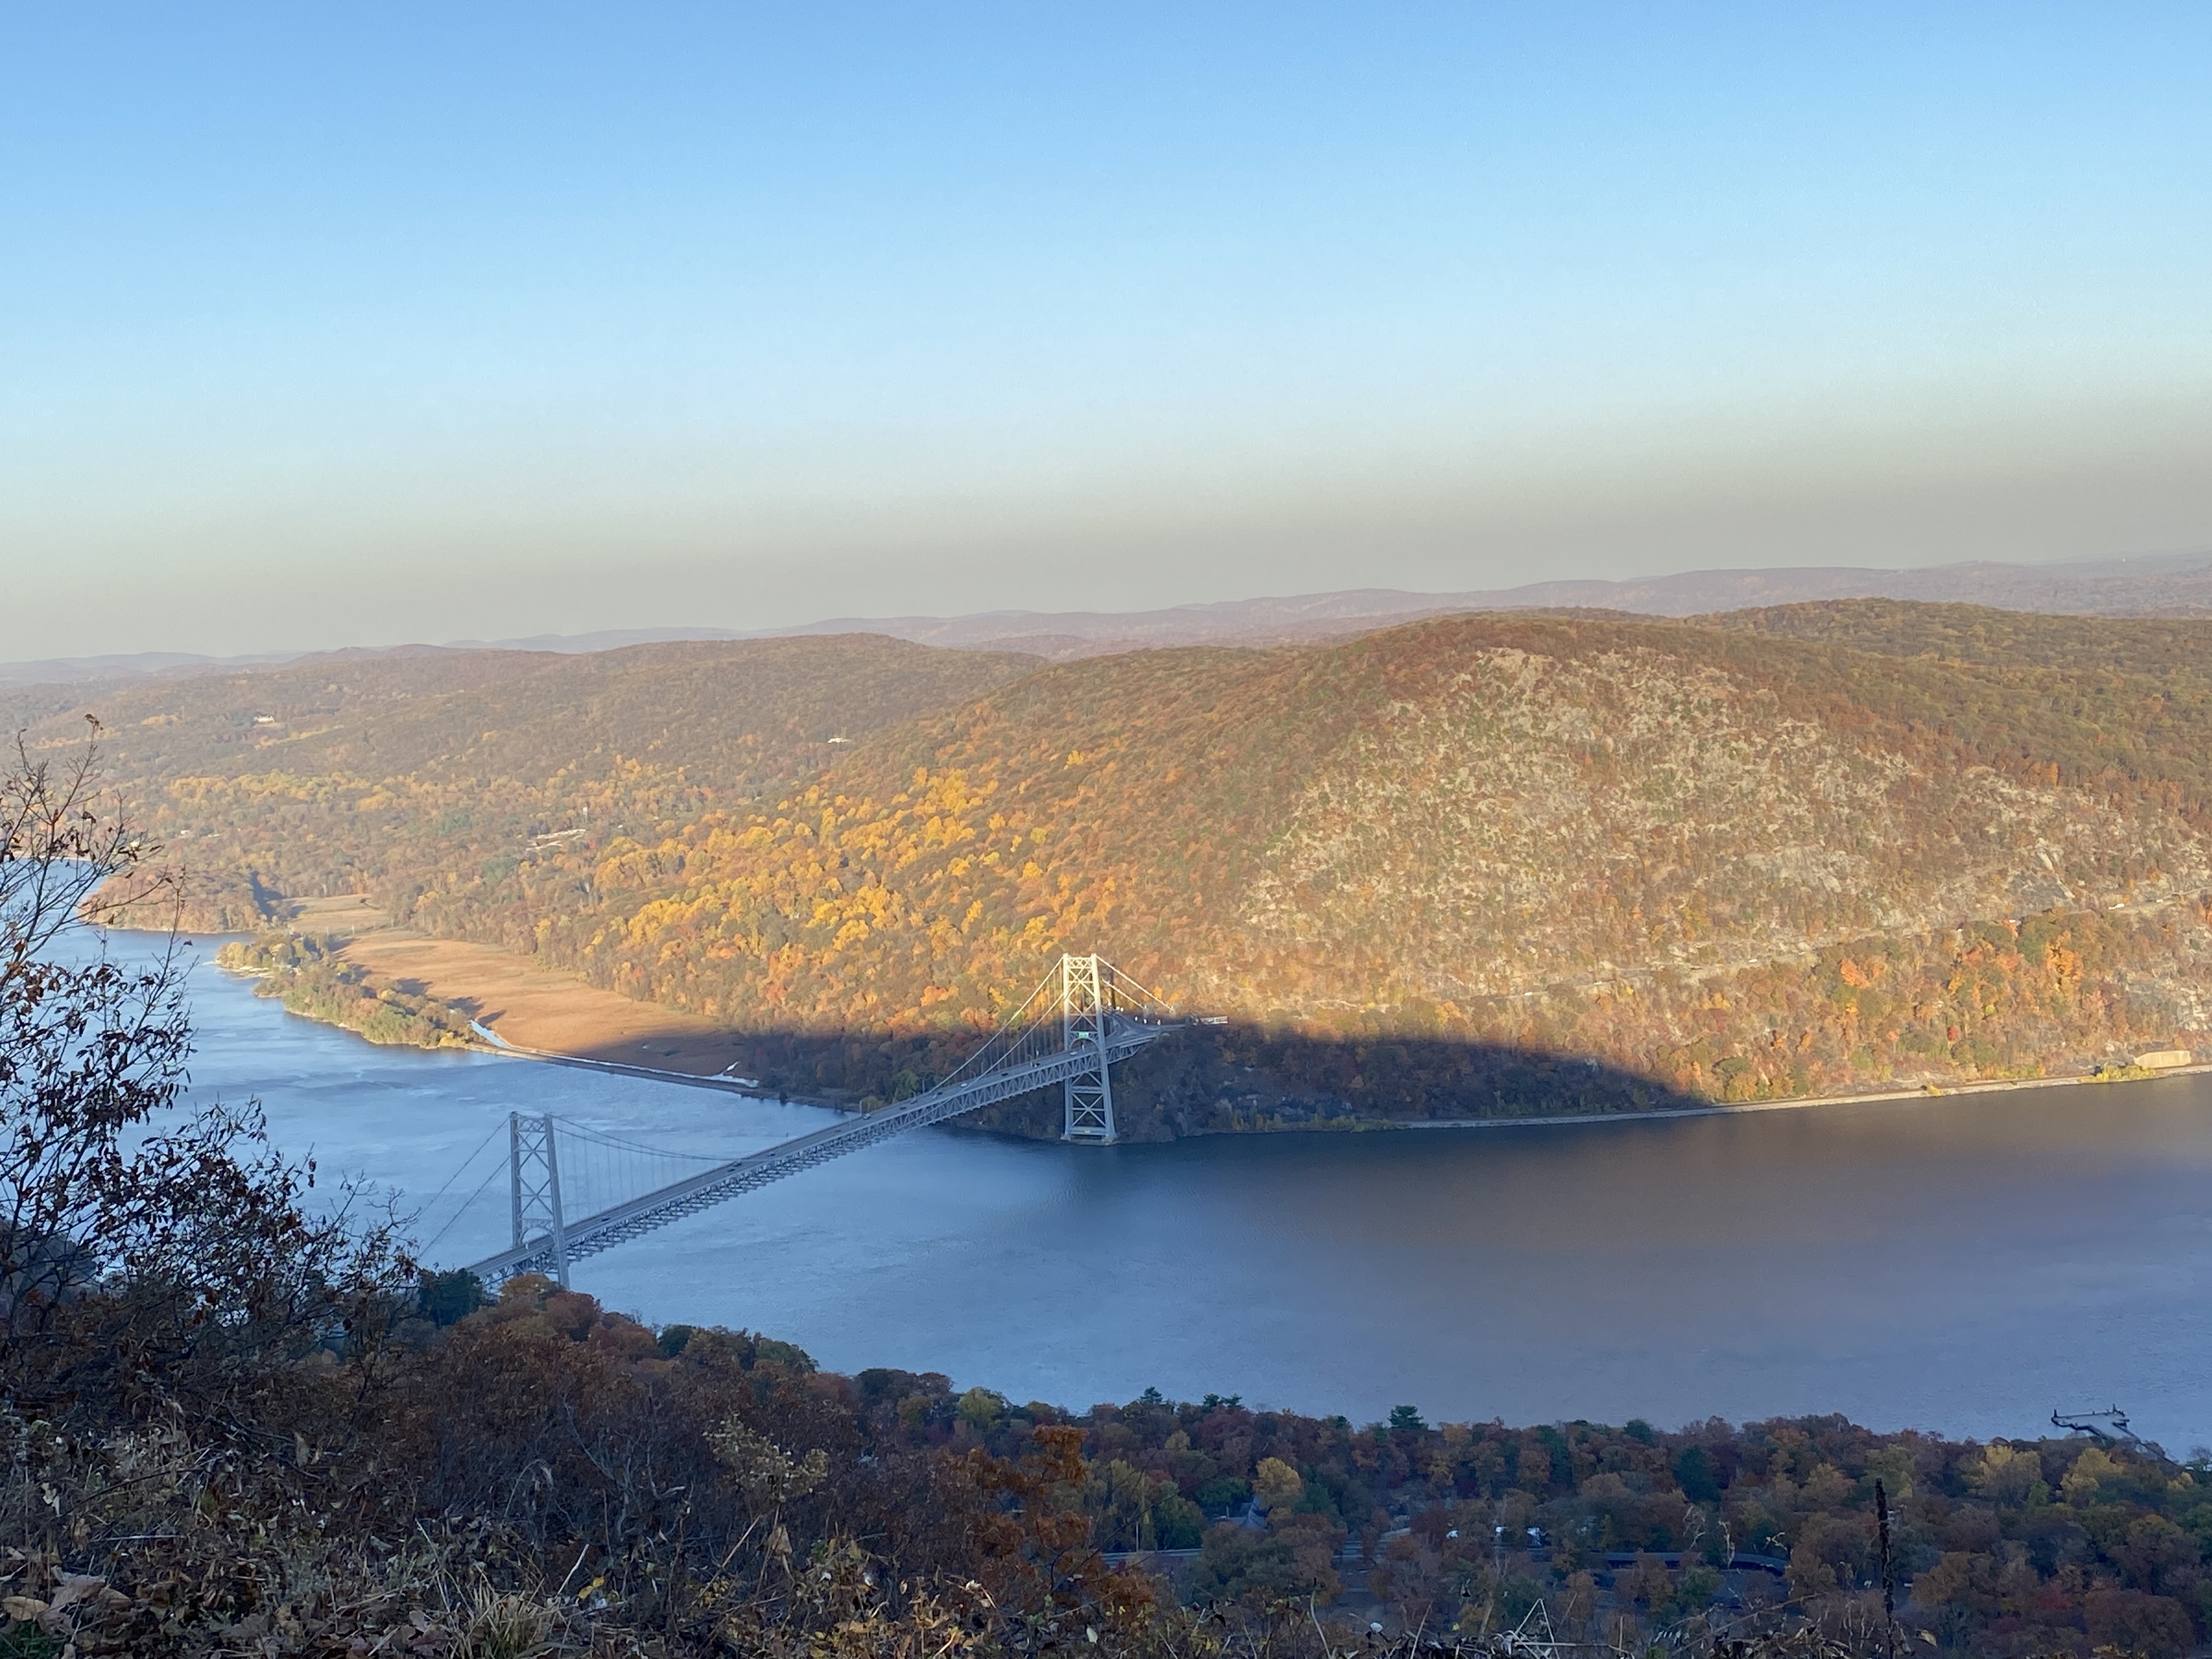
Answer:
291, 897, 755, 1078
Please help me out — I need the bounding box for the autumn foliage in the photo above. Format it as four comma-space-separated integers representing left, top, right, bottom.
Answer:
11, 1267, 2212, 1657
24, 603, 2212, 1118
6, 749, 2211, 1659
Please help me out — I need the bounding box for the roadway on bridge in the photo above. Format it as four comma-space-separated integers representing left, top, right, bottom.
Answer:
468, 1011, 1171, 1285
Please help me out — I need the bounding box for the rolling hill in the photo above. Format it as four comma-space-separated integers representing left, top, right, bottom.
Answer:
23, 635, 1037, 931
20, 601, 2212, 1130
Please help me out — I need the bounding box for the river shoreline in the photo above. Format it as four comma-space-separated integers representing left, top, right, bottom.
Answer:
114, 922, 2212, 1451
527, 1046, 2212, 1135
242, 960, 2212, 1141
1398, 1059, 2212, 1133
459, 1023, 799, 1102
172, 916, 2212, 1141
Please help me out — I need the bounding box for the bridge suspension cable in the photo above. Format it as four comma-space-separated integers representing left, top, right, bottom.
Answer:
457, 953, 1180, 1288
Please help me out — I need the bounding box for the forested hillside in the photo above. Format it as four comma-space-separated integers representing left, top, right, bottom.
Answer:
24, 602, 2212, 1123
29, 1267, 2212, 1657
32, 634, 1036, 930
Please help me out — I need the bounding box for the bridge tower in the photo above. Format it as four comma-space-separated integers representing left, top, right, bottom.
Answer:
1061, 953, 1116, 1143
509, 1111, 569, 1286
456, 955, 1181, 1287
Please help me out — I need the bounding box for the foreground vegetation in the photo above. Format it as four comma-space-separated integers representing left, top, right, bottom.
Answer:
5, 743, 2211, 1659
21, 1264, 2211, 1659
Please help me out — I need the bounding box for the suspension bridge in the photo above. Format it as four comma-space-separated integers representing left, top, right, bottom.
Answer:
444, 955, 1180, 1288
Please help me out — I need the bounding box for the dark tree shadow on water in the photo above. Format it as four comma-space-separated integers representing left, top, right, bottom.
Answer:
577, 1021, 1714, 1143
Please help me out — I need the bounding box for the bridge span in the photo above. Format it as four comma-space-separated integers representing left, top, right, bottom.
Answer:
461, 954, 1178, 1287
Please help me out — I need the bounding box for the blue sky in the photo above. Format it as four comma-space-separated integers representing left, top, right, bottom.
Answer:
5, 4, 2210, 657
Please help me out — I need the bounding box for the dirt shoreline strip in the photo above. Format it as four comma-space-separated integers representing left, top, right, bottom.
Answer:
220, 898, 2210, 1127
284, 897, 760, 1080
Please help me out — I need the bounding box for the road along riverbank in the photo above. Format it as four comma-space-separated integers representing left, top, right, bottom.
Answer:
199, 896, 2212, 1133
1401, 1057, 2212, 1133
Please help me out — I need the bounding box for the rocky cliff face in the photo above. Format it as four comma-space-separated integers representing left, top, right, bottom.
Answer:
1236, 643, 2212, 1005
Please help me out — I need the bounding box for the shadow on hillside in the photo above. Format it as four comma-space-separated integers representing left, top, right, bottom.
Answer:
611, 1021, 1714, 1143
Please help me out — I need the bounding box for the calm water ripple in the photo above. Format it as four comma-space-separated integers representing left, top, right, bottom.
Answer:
122, 934, 2212, 1452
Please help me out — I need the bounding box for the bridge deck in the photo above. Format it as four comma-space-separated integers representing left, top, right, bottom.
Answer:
468, 1020, 1167, 1284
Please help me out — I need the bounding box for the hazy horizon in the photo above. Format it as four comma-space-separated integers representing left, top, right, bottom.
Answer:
8, 5, 2211, 661
12, 544, 2212, 672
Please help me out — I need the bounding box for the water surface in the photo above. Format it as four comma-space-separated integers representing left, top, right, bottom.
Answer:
130, 935, 2212, 1452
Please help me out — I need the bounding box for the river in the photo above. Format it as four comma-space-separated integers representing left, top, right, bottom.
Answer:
112, 933, 2212, 1453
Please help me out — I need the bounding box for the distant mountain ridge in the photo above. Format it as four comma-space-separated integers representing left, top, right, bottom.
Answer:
10, 548, 2210, 689
760, 549, 2212, 657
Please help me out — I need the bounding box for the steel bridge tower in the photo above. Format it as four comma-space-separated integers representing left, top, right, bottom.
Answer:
461, 955, 1181, 1287
1060, 953, 1116, 1143
509, 1111, 569, 1286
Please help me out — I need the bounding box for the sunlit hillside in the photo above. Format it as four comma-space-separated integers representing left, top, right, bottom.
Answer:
23, 635, 1037, 931
26, 603, 2212, 1122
